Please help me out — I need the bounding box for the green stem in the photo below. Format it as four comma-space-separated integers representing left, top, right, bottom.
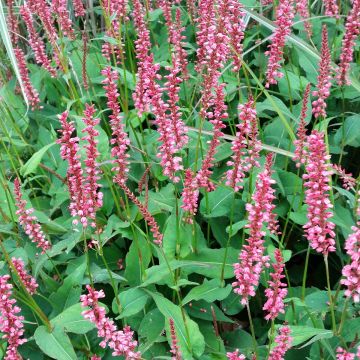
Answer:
324, 255, 336, 333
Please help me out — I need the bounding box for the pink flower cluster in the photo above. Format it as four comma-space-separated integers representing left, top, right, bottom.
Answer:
312, 26, 332, 119
296, 0, 312, 37
181, 169, 199, 222
265, 0, 295, 87
119, 183, 163, 245
223, 0, 246, 72
132, 0, 159, 115
169, 318, 181, 360
323, 0, 339, 18
14, 48, 41, 110
337, 0, 360, 86
57, 107, 103, 228
232, 154, 276, 304
226, 349, 246, 360
20, 5, 57, 77
293, 84, 310, 167
196, 0, 230, 116
336, 347, 356, 360
268, 326, 292, 360
226, 97, 261, 191
101, 67, 130, 186
263, 249, 288, 320
73, 0, 85, 16
52, 0, 75, 38
82, 105, 103, 228
0, 275, 27, 360
14, 178, 51, 253
303, 130, 336, 255
332, 164, 356, 190
162, 4, 188, 151
80, 285, 141, 359
7, 0, 19, 45
196, 85, 227, 191
57, 111, 86, 225
341, 225, 360, 302
11, 258, 38, 295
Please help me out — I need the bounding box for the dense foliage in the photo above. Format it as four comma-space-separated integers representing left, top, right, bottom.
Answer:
0, 0, 360, 358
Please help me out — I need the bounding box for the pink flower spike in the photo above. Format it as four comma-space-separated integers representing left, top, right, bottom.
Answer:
11, 258, 38, 295
263, 249, 288, 320
341, 225, 360, 302
14, 178, 51, 253
181, 169, 200, 223
296, 0, 312, 37
73, 0, 85, 16
80, 285, 141, 359
132, 0, 157, 115
226, 96, 261, 191
196, 84, 227, 192
52, 0, 75, 38
20, 5, 57, 77
303, 130, 336, 255
101, 67, 130, 186
14, 47, 41, 110
336, 0, 360, 86
293, 83, 310, 167
57, 111, 87, 226
312, 26, 332, 119
268, 326, 292, 360
323, 0, 339, 18
336, 347, 355, 360
82, 104, 103, 228
169, 318, 182, 360
7, 0, 19, 45
265, 0, 295, 87
0, 275, 27, 360
227, 349, 246, 360
232, 154, 277, 304
332, 164, 356, 190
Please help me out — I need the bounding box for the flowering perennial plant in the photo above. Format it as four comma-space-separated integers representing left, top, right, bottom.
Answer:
14, 178, 51, 253
303, 130, 336, 254
0, 275, 27, 360
265, 0, 295, 87
263, 249, 288, 320
312, 26, 332, 119
232, 154, 276, 304
11, 258, 38, 295
268, 326, 293, 360
80, 285, 141, 359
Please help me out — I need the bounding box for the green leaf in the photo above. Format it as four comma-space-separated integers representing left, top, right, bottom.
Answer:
49, 263, 86, 314
112, 288, 149, 318
183, 247, 239, 279
163, 214, 193, 259
138, 309, 165, 353
34, 325, 77, 360
51, 303, 95, 334
21, 142, 56, 176
283, 326, 333, 347
147, 291, 205, 358
334, 115, 360, 147
183, 279, 232, 305
199, 187, 235, 218
144, 184, 176, 214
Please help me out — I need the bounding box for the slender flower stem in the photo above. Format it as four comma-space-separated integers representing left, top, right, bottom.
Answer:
324, 255, 336, 333
301, 245, 311, 301
246, 302, 258, 358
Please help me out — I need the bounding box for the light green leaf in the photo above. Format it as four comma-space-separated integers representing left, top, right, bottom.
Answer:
112, 288, 149, 318
147, 291, 205, 358
21, 143, 56, 176
34, 325, 77, 360
183, 279, 232, 305
51, 303, 94, 334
